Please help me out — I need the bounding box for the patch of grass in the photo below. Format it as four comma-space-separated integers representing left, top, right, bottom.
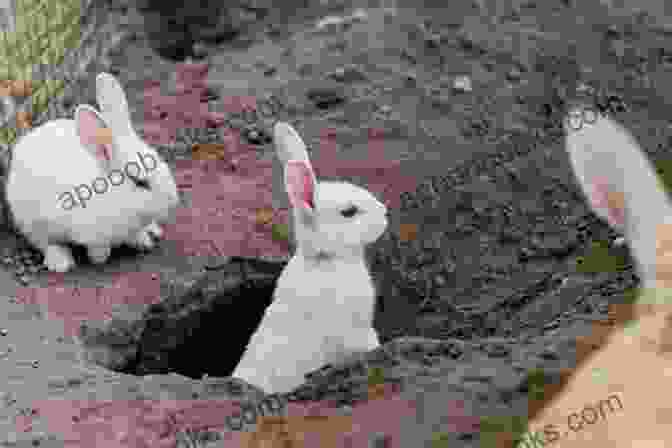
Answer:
621, 287, 639, 305
367, 366, 385, 387
430, 430, 451, 447
575, 239, 628, 274
270, 222, 290, 243
479, 415, 528, 448
0, 0, 81, 146
525, 368, 547, 402
654, 158, 672, 193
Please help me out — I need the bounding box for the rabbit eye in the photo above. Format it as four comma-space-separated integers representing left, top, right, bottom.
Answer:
340, 205, 359, 218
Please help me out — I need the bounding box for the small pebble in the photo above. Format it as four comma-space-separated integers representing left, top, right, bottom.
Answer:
228, 117, 247, 130
452, 75, 472, 93
5, 431, 17, 444
243, 126, 271, 145
369, 432, 391, 448
266, 24, 282, 37
338, 404, 353, 416
0, 329, 6, 336
328, 65, 368, 83
191, 41, 209, 59
576, 82, 594, 95
378, 104, 392, 115
17, 274, 32, 285
425, 34, 441, 48
606, 24, 621, 37
506, 67, 522, 81
306, 87, 346, 109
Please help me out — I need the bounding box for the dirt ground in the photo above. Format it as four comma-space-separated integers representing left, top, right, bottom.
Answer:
1, 0, 672, 446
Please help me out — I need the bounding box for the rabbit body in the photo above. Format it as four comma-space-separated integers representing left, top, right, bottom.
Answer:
233, 232, 379, 393
6, 73, 180, 272
8, 119, 156, 249
564, 107, 672, 290
232, 123, 387, 394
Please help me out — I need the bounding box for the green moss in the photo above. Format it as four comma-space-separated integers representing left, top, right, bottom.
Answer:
621, 287, 639, 305
430, 431, 451, 447
654, 158, 672, 193
525, 368, 547, 402
479, 415, 528, 448
271, 222, 290, 242
575, 240, 628, 274
367, 366, 385, 387
0, 0, 81, 146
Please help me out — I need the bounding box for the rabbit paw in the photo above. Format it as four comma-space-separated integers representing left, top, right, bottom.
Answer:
130, 227, 157, 251
44, 245, 76, 272
366, 329, 380, 351
144, 221, 163, 240
88, 245, 111, 264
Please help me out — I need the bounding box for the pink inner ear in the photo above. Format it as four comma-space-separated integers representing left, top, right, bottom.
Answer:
590, 176, 626, 229
285, 161, 315, 210
77, 108, 110, 161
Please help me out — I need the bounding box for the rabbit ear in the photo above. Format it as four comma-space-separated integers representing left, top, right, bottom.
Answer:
274, 121, 312, 165
583, 176, 626, 230
285, 160, 316, 211
75, 104, 114, 170
275, 121, 318, 224
565, 110, 672, 286
95, 72, 134, 135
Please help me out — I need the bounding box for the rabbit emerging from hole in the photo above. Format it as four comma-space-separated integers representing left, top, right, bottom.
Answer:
232, 122, 389, 394
525, 106, 672, 446
5, 73, 181, 272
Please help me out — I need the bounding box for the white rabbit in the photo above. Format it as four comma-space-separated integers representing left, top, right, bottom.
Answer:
232, 122, 389, 394
6, 73, 180, 272
563, 105, 672, 290
523, 106, 672, 447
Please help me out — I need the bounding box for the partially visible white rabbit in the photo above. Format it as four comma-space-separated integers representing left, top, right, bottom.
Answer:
232, 122, 389, 394
524, 106, 672, 447
563, 104, 672, 290
6, 73, 180, 272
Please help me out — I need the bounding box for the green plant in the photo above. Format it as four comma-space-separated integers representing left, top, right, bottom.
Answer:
621, 287, 639, 305
479, 415, 528, 448
271, 222, 290, 242
0, 0, 81, 146
525, 368, 547, 402
430, 430, 451, 447
655, 158, 672, 193
575, 240, 628, 274
367, 366, 385, 387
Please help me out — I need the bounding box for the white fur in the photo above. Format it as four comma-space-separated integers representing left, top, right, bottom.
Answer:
6, 73, 180, 272
232, 122, 388, 394
563, 106, 672, 290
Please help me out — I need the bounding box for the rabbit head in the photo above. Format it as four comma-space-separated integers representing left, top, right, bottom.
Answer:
563, 104, 672, 291
94, 72, 180, 223
273, 122, 388, 259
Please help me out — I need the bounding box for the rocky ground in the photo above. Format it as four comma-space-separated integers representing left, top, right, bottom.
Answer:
0, 0, 670, 446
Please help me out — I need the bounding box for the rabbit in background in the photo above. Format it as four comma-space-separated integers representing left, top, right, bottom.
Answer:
525, 106, 672, 447
232, 122, 389, 394
5, 72, 181, 272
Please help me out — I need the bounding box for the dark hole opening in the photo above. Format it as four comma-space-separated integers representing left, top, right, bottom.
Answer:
116, 264, 280, 379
